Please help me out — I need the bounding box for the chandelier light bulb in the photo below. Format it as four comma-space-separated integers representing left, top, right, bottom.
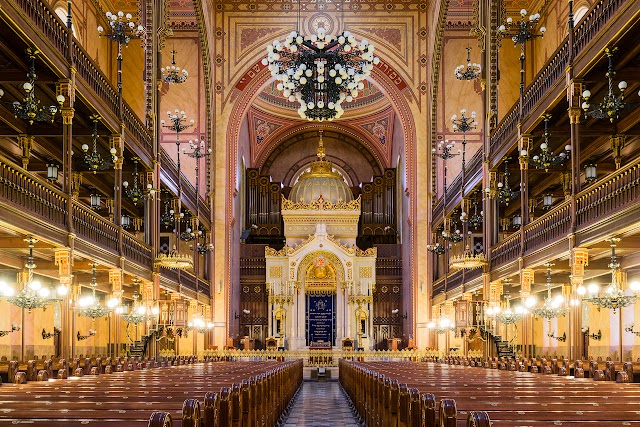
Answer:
136, 305, 147, 315
577, 285, 586, 295
56, 285, 67, 295
29, 280, 42, 291
38, 287, 50, 298
525, 296, 537, 307
588, 283, 599, 294
107, 298, 120, 308
630, 281, 640, 292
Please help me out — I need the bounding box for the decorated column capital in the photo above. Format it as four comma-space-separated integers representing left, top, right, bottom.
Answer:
571, 248, 589, 277
567, 107, 581, 125
56, 79, 75, 105
109, 269, 123, 299
54, 248, 73, 287
520, 268, 535, 297
610, 134, 625, 169
110, 135, 124, 170
61, 107, 75, 125
18, 134, 34, 169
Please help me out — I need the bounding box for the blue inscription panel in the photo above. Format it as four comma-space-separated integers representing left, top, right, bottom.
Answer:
306, 295, 335, 346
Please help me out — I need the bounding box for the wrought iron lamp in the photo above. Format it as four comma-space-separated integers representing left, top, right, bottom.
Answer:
0, 237, 64, 312
77, 329, 96, 341
123, 158, 146, 205
497, 159, 519, 206
432, 140, 459, 159
547, 331, 566, 342
161, 49, 188, 84
542, 193, 554, 210
47, 164, 59, 182
0, 323, 21, 337
467, 193, 483, 230
581, 48, 637, 122
584, 161, 597, 183
73, 263, 119, 319
624, 324, 640, 338
97, 11, 144, 94
90, 193, 101, 210
577, 237, 639, 313
532, 262, 569, 319
160, 198, 175, 228
0, 49, 65, 125
451, 109, 478, 133
81, 115, 114, 173
527, 114, 571, 171
427, 240, 446, 255
589, 329, 602, 340
42, 327, 60, 339
494, 290, 526, 325
442, 212, 463, 243
454, 47, 481, 81
263, 26, 379, 121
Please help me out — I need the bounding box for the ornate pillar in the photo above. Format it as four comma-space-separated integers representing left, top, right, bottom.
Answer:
610, 134, 625, 170
570, 247, 588, 359
17, 135, 33, 170
110, 135, 124, 226
518, 134, 532, 229
70, 276, 81, 359
54, 249, 73, 360
520, 268, 534, 358
72, 172, 82, 201
109, 269, 123, 358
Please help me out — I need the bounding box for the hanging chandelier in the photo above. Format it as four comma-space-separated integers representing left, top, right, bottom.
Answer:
467, 193, 483, 230
0, 237, 65, 312
427, 317, 455, 335
526, 114, 570, 171
74, 263, 119, 319
0, 49, 65, 125
498, 9, 546, 46
451, 109, 478, 132
161, 49, 188, 84
263, 27, 379, 122
427, 238, 446, 255
156, 245, 193, 270
582, 47, 638, 123
492, 289, 526, 324
123, 158, 147, 205
497, 158, 518, 206
188, 317, 214, 334
450, 245, 487, 270
531, 262, 569, 319
121, 282, 159, 325
454, 47, 481, 81
433, 140, 459, 159
578, 237, 639, 313
81, 115, 115, 173
160, 198, 175, 228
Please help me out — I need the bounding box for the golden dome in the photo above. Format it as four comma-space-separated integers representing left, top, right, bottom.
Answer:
288, 131, 354, 204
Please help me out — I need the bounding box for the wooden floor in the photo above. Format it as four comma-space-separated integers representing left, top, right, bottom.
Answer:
0, 360, 299, 426
342, 360, 640, 426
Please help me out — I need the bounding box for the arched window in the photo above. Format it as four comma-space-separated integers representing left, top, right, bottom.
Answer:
55, 5, 78, 38
574, 4, 590, 23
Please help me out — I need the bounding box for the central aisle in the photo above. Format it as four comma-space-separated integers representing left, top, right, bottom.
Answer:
282, 381, 360, 427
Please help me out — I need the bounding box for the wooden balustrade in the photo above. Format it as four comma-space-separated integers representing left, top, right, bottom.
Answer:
490, 231, 520, 268
523, 199, 571, 253
14, 0, 69, 58
72, 42, 119, 118
181, 270, 198, 292
489, 0, 628, 158
123, 231, 153, 268
72, 201, 119, 252
376, 258, 402, 277
122, 104, 153, 155
576, 159, 640, 229
0, 159, 67, 227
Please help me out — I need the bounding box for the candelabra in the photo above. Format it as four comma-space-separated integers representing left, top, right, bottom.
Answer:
81, 115, 115, 173
498, 9, 546, 101
432, 140, 459, 160
589, 329, 602, 341
467, 194, 483, 230
121, 286, 159, 325
97, 11, 144, 94
525, 114, 570, 172
0, 323, 21, 337
625, 325, 640, 338
427, 240, 446, 255
160, 198, 176, 228
493, 290, 527, 325
161, 49, 189, 84
442, 211, 463, 243
582, 47, 639, 123
0, 49, 65, 125
427, 317, 455, 335
77, 329, 96, 341
454, 47, 481, 81
451, 109, 478, 133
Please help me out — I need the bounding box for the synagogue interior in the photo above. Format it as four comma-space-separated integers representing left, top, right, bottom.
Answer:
0, 0, 639, 425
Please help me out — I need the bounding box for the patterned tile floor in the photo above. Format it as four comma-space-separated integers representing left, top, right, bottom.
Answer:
282, 381, 361, 427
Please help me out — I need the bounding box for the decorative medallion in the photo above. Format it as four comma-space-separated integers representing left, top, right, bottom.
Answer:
393, 286, 400, 293
313, 256, 328, 279
308, 13, 334, 35
381, 286, 389, 293
254, 286, 261, 293
243, 286, 250, 293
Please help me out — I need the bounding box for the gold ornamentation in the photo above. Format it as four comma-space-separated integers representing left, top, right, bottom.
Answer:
269, 266, 283, 278
265, 246, 287, 257
326, 235, 356, 254
359, 266, 372, 278
281, 194, 362, 211
356, 247, 377, 257
155, 252, 193, 270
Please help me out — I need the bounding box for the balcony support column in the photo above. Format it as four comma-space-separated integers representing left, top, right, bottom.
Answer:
570, 245, 588, 360
518, 134, 532, 256
110, 269, 124, 358
54, 248, 73, 361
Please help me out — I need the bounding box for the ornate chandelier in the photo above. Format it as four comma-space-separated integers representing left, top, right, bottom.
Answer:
531, 262, 569, 319
497, 158, 518, 206
493, 290, 526, 325
450, 245, 487, 270
526, 114, 570, 171
578, 237, 639, 313
0, 237, 64, 312
121, 283, 159, 325
467, 193, 483, 230
263, 28, 379, 122
454, 47, 481, 81
161, 49, 188, 84
160, 198, 175, 228
0, 48, 65, 125
81, 115, 115, 173
442, 211, 463, 243
427, 317, 455, 335
582, 47, 637, 123
123, 158, 147, 205
188, 317, 214, 334
74, 263, 119, 319
156, 246, 193, 270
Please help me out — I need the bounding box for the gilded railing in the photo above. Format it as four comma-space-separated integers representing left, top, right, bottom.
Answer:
576, 159, 640, 229
122, 231, 152, 268
490, 231, 521, 268
201, 349, 435, 366
0, 159, 67, 227
523, 199, 571, 253
72, 201, 119, 252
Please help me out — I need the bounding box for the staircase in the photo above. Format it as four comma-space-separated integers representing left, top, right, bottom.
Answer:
127, 329, 155, 357
493, 335, 516, 358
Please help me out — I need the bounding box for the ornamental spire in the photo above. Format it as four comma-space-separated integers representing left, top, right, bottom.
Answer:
317, 130, 326, 161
